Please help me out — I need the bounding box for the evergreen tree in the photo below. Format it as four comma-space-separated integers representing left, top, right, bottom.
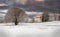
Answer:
42, 12, 49, 22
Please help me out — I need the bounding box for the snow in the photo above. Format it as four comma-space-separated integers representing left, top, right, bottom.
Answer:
0, 21, 60, 37
0, 9, 8, 13
0, 26, 60, 37
0, 21, 60, 26
0, 26, 52, 37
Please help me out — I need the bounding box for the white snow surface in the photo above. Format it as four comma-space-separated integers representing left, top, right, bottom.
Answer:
0, 21, 60, 37
0, 21, 60, 26
0, 26, 60, 37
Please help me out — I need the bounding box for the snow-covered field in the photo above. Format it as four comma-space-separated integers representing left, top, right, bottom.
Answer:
0, 21, 60, 37
0, 26, 60, 37
0, 21, 60, 26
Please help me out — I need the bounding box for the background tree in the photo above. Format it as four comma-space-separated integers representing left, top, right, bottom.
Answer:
42, 12, 49, 22
58, 11, 60, 20
4, 7, 25, 25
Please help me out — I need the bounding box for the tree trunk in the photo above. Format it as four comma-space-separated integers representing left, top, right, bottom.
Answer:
15, 16, 18, 25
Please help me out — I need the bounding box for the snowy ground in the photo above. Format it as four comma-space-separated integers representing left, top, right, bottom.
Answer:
0, 21, 60, 37
0, 26, 60, 37
0, 21, 60, 26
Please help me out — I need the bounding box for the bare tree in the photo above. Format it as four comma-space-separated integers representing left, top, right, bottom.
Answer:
4, 7, 25, 25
